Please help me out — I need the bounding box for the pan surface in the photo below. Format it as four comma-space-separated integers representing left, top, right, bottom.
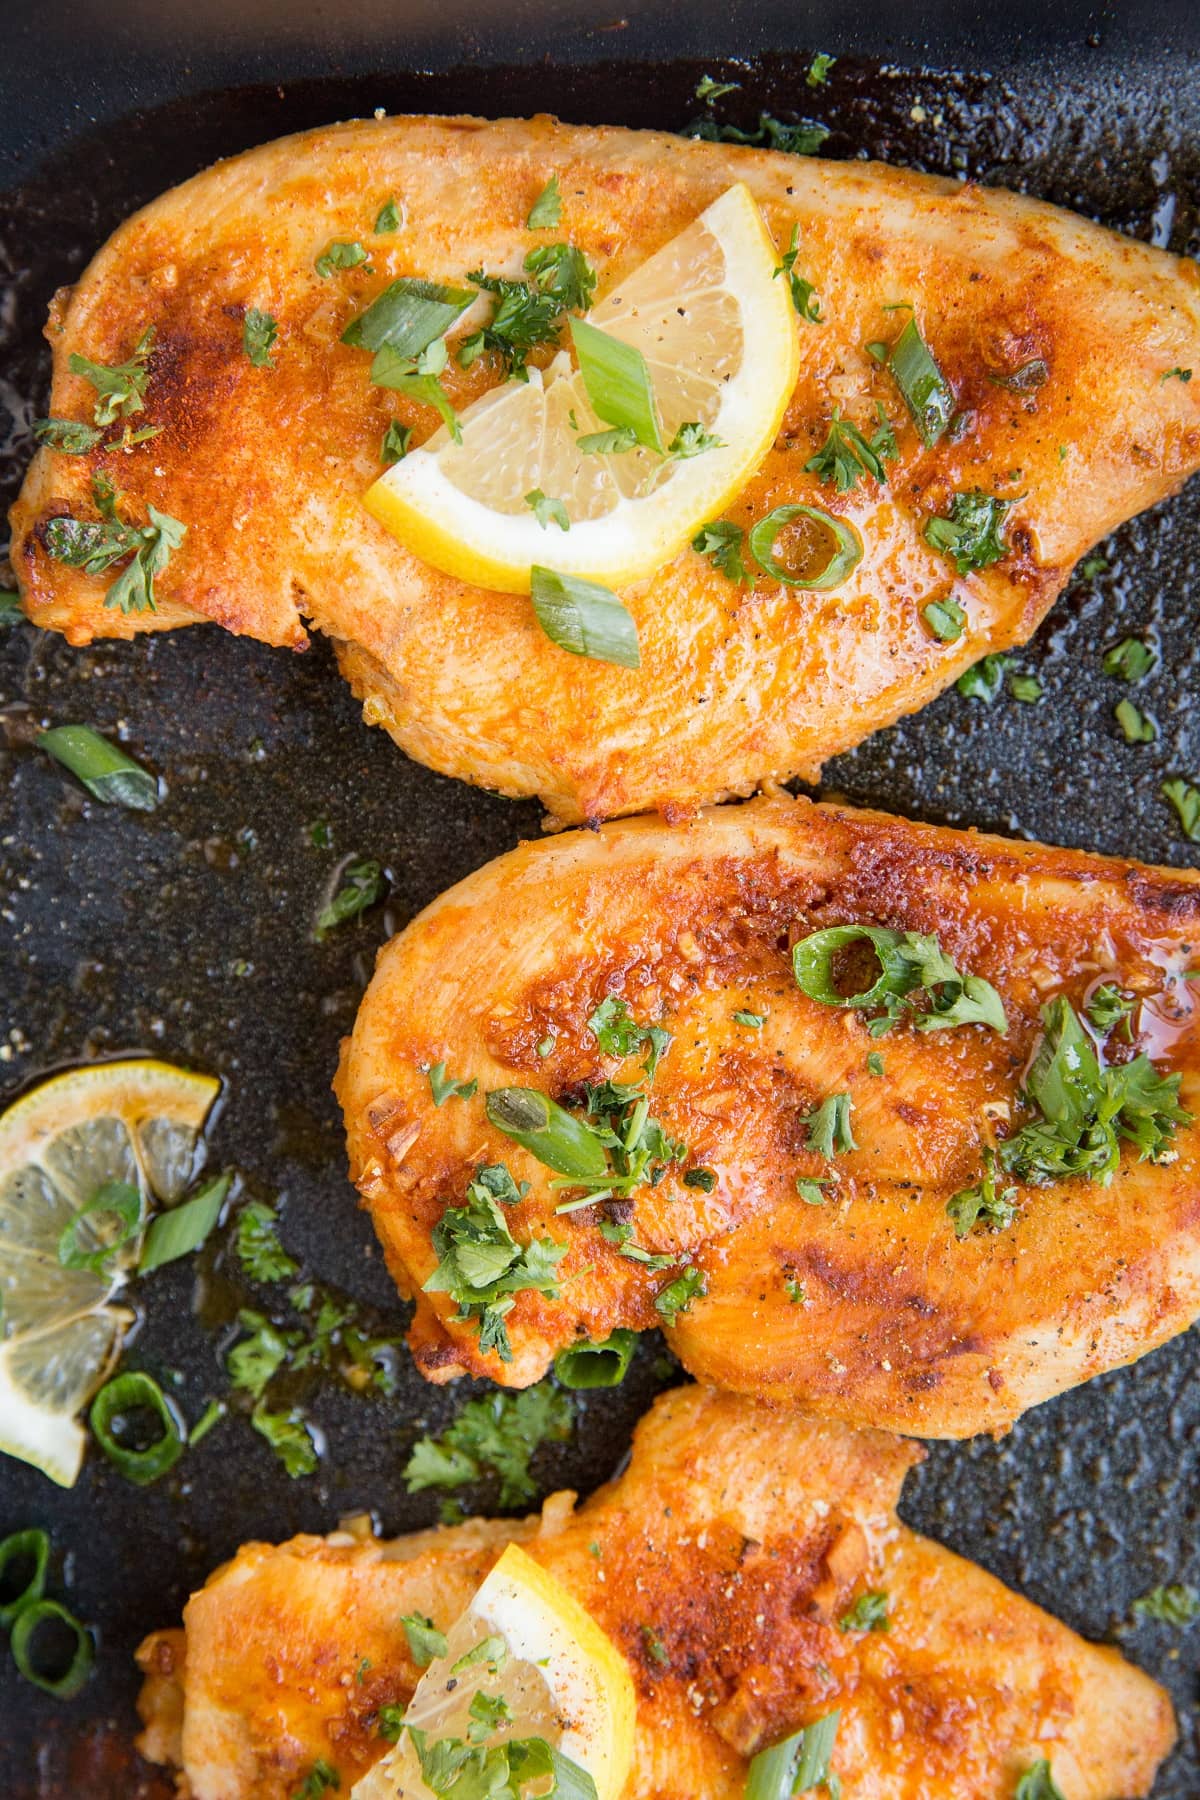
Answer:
1, 24, 1199, 1798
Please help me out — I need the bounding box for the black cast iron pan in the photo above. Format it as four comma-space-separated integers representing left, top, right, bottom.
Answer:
1, 5, 1199, 1793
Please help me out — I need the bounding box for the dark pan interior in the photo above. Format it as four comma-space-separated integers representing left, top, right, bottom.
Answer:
2, 31, 1199, 1799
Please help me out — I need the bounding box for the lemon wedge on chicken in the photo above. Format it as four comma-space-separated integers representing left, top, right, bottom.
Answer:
352, 1543, 636, 1800
364, 183, 798, 593
0, 1059, 219, 1486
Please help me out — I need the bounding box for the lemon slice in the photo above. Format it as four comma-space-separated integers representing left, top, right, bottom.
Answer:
364, 183, 798, 594
0, 1059, 220, 1486
352, 1543, 635, 1800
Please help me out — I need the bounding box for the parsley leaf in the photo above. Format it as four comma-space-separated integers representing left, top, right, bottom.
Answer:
1103, 635, 1158, 682
682, 112, 829, 156
33, 417, 103, 454
43, 474, 185, 615
1008, 670, 1043, 704
1163, 778, 1200, 842
682, 1167, 717, 1192
69, 327, 154, 425
1131, 1583, 1200, 1626
292, 1759, 340, 1799
377, 1704, 406, 1742
807, 52, 836, 86
315, 858, 385, 938
956, 653, 1011, 702
1086, 983, 1136, 1038
251, 1403, 319, 1477
428, 1062, 478, 1106
805, 406, 896, 491
578, 426, 640, 456
236, 1200, 299, 1283
796, 1176, 831, 1204
404, 1380, 574, 1507
774, 224, 822, 323
381, 420, 413, 464
838, 1590, 888, 1632
946, 1147, 1017, 1238
792, 923, 1007, 1036
692, 519, 750, 584
525, 489, 570, 531
401, 1613, 448, 1667
423, 1178, 569, 1362
924, 491, 1012, 575
1014, 1763, 1066, 1800
1115, 698, 1156, 744
526, 175, 562, 229
524, 243, 596, 313
799, 1093, 856, 1157
1161, 366, 1193, 383
243, 308, 278, 368
227, 1310, 300, 1399
733, 1011, 765, 1028
461, 272, 562, 375
371, 337, 463, 443
586, 998, 671, 1075
315, 240, 370, 278
667, 421, 724, 459
374, 197, 402, 233
654, 1265, 707, 1324
922, 596, 966, 642
641, 1625, 670, 1667
695, 74, 740, 102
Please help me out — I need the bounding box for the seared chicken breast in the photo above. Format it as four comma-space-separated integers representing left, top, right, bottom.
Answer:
336, 793, 1200, 1437
135, 1385, 1174, 1800
11, 114, 1200, 824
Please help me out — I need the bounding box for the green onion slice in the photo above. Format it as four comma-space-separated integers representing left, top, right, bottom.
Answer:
57, 1179, 143, 1276
888, 317, 955, 447
569, 317, 664, 453
0, 1529, 50, 1629
88, 1371, 185, 1486
342, 278, 475, 355
793, 924, 917, 1007
554, 1329, 639, 1388
747, 505, 862, 591
746, 1712, 840, 1800
529, 567, 640, 669
38, 724, 158, 811
486, 1088, 609, 1181
138, 1171, 232, 1274
11, 1599, 94, 1698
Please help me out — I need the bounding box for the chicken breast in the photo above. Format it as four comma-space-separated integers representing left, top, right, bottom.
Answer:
11, 115, 1200, 824
135, 1384, 1174, 1800
335, 792, 1200, 1438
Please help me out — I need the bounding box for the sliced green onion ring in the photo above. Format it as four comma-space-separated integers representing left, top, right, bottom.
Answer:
10, 1599, 94, 1698
888, 316, 955, 447
569, 317, 664, 453
792, 925, 916, 1008
88, 1371, 185, 1485
746, 1711, 840, 1799
554, 1329, 639, 1388
37, 725, 159, 812
0, 1529, 50, 1629
486, 1088, 610, 1182
138, 1171, 232, 1274
57, 1179, 143, 1276
748, 505, 862, 591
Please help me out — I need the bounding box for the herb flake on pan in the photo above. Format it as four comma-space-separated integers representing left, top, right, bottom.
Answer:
404, 1380, 574, 1506
315, 858, 385, 938
236, 1200, 300, 1284
695, 74, 741, 103
251, 1404, 319, 1477
1103, 634, 1158, 682
956, 653, 1011, 702
1131, 1583, 1200, 1626
1008, 671, 1043, 704
1115, 698, 1157, 744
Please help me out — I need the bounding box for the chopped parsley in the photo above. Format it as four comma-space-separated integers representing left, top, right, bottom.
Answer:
785, 1275, 808, 1304
654, 1265, 707, 1324
807, 52, 836, 86
598, 1220, 676, 1271
1086, 983, 1136, 1039
1008, 671, 1043, 704
43, 473, 185, 614
1103, 635, 1158, 682
377, 1704, 406, 1742
236, 1200, 300, 1284
1161, 366, 1192, 383
1131, 1583, 1200, 1625
461, 245, 596, 377
1162, 778, 1200, 842
586, 998, 670, 1075
799, 1093, 856, 1157
526, 175, 562, 229
805, 406, 896, 491
251, 1404, 319, 1478
291, 1759, 340, 1798
956, 653, 1011, 702
404, 1380, 574, 1507
401, 1613, 448, 1667
315, 858, 385, 937
524, 242, 596, 313
987, 358, 1048, 392
578, 426, 638, 456
795, 1177, 831, 1204
838, 1590, 889, 1632
525, 489, 570, 532
683, 112, 829, 157
1014, 1764, 1066, 1800
682, 1167, 717, 1192
1115, 698, 1156, 744
242, 308, 278, 368
946, 1147, 1017, 1238
774, 224, 822, 323
371, 337, 463, 443
453, 1635, 507, 1675
695, 74, 740, 102
997, 995, 1189, 1187
667, 421, 724, 459
467, 1691, 513, 1741
228, 1310, 299, 1398
374, 196, 403, 233
922, 596, 966, 643
641, 1625, 670, 1667
733, 1011, 765, 1028
423, 1174, 568, 1361
866, 1051, 884, 1077
33, 417, 103, 454
427, 1062, 478, 1106
692, 519, 750, 583
924, 491, 1012, 574
315, 240, 370, 278
381, 420, 413, 464
69, 326, 154, 424
792, 923, 1007, 1037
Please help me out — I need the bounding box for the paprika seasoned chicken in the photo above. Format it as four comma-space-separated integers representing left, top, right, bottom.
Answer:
336, 792, 1200, 1438
12, 114, 1200, 824
135, 1385, 1174, 1800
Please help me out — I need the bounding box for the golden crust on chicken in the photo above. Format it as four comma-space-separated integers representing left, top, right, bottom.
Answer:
135, 1385, 1174, 1800
11, 114, 1200, 823
335, 792, 1200, 1437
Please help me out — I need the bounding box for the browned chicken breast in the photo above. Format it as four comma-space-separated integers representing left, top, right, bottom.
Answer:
11, 115, 1200, 823
135, 1385, 1174, 1800
335, 793, 1200, 1438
